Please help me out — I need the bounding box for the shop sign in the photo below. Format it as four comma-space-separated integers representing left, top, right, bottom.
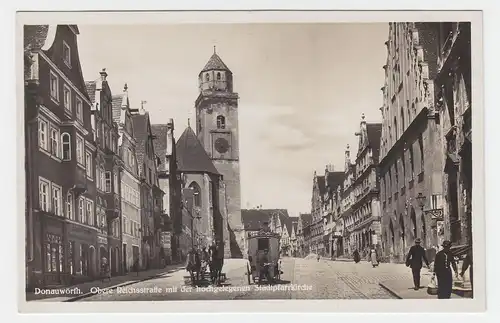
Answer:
97, 236, 108, 245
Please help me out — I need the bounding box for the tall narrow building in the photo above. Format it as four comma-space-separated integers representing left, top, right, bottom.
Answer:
434, 23, 472, 248
194, 49, 245, 258
378, 23, 443, 263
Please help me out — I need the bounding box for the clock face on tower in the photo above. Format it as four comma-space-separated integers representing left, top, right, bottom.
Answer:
214, 138, 229, 154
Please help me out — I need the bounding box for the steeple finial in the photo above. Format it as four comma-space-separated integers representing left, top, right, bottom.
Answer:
123, 83, 128, 92
188, 118, 190, 127
214, 45, 216, 54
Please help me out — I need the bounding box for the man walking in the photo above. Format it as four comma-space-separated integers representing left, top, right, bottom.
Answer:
434, 240, 458, 299
405, 238, 430, 290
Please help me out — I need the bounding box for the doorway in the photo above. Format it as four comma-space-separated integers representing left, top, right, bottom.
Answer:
122, 244, 127, 273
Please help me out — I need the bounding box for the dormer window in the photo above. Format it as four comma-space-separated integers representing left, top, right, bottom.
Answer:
217, 72, 221, 80
205, 73, 210, 82
63, 41, 71, 68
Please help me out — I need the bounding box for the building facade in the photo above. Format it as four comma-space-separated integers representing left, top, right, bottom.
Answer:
195, 50, 245, 258
322, 166, 344, 258
112, 85, 142, 272
152, 120, 179, 263
345, 116, 383, 258
25, 25, 100, 288
290, 219, 298, 257
85, 69, 123, 276
131, 110, 165, 269
309, 173, 326, 255
340, 146, 356, 256
434, 23, 472, 248
331, 183, 345, 257
378, 23, 443, 263
297, 213, 312, 257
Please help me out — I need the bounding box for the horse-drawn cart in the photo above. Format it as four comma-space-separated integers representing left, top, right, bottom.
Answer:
245, 229, 282, 285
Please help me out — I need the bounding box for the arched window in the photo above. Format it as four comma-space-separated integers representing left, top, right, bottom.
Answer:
409, 145, 415, 178
205, 73, 210, 82
401, 151, 406, 180
216, 115, 226, 129
66, 192, 74, 220
400, 107, 405, 132
407, 100, 411, 122
393, 116, 398, 139
399, 214, 405, 246
216, 72, 221, 80
61, 133, 71, 161
188, 182, 201, 207
418, 134, 424, 171
410, 208, 417, 239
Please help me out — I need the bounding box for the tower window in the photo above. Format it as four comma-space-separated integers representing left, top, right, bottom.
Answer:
217, 72, 221, 80
205, 73, 210, 82
216, 115, 226, 129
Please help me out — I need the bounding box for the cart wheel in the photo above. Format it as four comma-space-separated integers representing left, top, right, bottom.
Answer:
246, 264, 251, 285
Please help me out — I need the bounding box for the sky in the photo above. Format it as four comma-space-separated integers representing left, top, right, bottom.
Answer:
77, 23, 389, 218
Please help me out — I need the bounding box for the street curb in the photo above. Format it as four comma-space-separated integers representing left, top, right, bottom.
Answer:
378, 282, 403, 299
64, 266, 183, 302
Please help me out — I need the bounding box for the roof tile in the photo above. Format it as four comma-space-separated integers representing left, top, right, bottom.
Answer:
131, 114, 149, 177
151, 124, 169, 172
201, 53, 231, 73
175, 126, 219, 175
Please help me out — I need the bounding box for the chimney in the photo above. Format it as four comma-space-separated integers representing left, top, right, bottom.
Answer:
167, 118, 175, 130
100, 68, 107, 81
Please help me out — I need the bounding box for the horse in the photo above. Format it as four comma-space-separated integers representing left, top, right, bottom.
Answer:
209, 243, 224, 286
186, 249, 201, 285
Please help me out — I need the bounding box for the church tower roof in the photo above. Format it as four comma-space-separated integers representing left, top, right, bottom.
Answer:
175, 125, 220, 175
200, 47, 232, 74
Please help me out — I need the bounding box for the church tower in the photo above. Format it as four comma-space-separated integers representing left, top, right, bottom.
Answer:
195, 48, 245, 258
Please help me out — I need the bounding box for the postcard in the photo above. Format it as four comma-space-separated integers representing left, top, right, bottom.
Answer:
17, 10, 485, 313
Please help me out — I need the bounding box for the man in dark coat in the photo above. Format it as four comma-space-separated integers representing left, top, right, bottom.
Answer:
353, 249, 361, 263
434, 240, 458, 299
405, 238, 430, 290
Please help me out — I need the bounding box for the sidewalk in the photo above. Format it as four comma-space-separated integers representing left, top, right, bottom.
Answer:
379, 271, 472, 299
26, 264, 184, 302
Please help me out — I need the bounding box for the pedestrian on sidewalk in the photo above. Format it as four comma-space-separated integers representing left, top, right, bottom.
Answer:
133, 258, 140, 277
100, 257, 111, 282
405, 238, 430, 290
434, 240, 458, 299
353, 249, 361, 263
370, 246, 379, 268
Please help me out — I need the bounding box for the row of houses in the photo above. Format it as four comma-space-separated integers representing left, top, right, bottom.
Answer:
241, 208, 299, 257
24, 24, 239, 289
297, 22, 472, 263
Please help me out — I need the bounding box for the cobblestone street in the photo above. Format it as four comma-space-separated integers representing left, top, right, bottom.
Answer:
74, 257, 432, 301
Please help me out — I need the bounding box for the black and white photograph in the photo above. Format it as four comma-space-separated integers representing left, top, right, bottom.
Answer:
17, 10, 485, 312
